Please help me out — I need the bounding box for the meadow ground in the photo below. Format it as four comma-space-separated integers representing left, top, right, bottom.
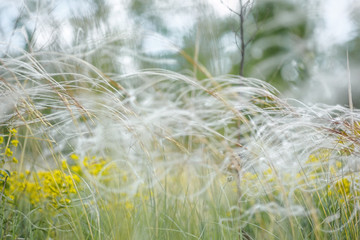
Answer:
0, 50, 360, 239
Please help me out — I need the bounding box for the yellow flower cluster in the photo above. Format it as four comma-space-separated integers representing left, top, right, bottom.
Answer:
0, 127, 146, 220
1, 148, 127, 210
63, 154, 112, 177
334, 177, 351, 196
225, 148, 355, 202
2, 170, 79, 207
303, 148, 359, 203
297, 149, 344, 182
306, 149, 331, 164
327, 176, 360, 203
0, 129, 82, 208
262, 167, 275, 182
0, 128, 19, 164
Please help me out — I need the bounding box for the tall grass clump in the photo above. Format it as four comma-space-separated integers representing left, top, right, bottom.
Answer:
0, 46, 359, 239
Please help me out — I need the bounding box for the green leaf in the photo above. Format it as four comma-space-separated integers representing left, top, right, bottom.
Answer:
0, 168, 10, 177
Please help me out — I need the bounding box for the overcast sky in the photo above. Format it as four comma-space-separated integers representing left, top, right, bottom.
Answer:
0, 0, 356, 53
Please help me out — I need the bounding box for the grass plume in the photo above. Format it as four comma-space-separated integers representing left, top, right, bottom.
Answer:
0, 46, 359, 239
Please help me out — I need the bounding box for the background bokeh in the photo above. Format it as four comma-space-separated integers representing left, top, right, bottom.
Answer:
1, 0, 359, 107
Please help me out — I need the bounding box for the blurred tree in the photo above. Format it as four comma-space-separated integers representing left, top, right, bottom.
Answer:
220, 0, 255, 76
226, 0, 316, 91
127, 0, 317, 92
3, 0, 359, 101
332, 2, 360, 108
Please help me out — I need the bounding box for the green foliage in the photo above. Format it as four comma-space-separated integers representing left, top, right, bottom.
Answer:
238, 0, 314, 91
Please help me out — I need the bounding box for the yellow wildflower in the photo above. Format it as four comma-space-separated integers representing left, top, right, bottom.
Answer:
335, 178, 351, 196
122, 174, 128, 182
12, 157, 18, 163
309, 174, 317, 180
9, 129, 17, 135
243, 172, 257, 180
71, 174, 81, 183
125, 201, 134, 210
89, 163, 103, 175
0, 136, 3, 144
307, 154, 318, 163
61, 160, 68, 169
83, 157, 89, 167
143, 194, 150, 201
263, 168, 275, 182
70, 154, 79, 161
336, 161, 342, 169
263, 168, 272, 175
71, 165, 82, 174
11, 140, 19, 147
306, 149, 331, 163
327, 185, 332, 196
5, 148, 13, 157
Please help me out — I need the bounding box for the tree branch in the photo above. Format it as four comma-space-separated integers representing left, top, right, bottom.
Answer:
220, 0, 256, 76
239, 0, 246, 76
219, 0, 241, 16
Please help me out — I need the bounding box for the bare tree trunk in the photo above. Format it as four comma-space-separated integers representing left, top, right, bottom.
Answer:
239, 0, 245, 76
221, 0, 256, 77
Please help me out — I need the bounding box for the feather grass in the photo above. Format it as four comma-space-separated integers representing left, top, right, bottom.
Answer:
0, 47, 359, 239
